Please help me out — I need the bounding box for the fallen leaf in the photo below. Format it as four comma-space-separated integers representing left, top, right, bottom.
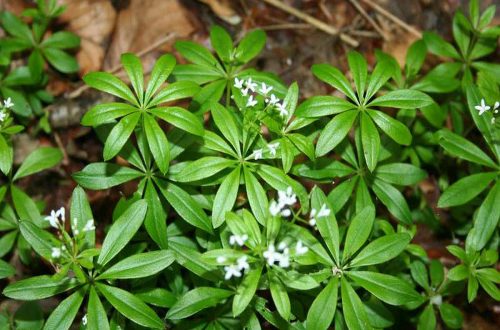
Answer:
199, 0, 241, 25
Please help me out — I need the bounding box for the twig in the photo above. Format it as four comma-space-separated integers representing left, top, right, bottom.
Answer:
68, 33, 176, 99
348, 0, 388, 40
261, 0, 359, 47
360, 0, 422, 38
260, 23, 313, 31
53, 132, 69, 166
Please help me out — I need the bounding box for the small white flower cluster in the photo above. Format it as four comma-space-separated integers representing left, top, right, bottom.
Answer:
252, 141, 280, 160
82, 314, 88, 326
233, 78, 289, 117
308, 203, 331, 227
269, 187, 296, 217
0, 97, 13, 122
218, 255, 250, 280
229, 234, 248, 246
45, 207, 66, 228
263, 240, 308, 268
475, 98, 499, 124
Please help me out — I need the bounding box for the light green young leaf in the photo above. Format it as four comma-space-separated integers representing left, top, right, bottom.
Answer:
81, 103, 138, 127
210, 25, 233, 62
121, 53, 144, 102
369, 89, 434, 109
145, 54, 176, 103
312, 64, 358, 103
148, 81, 200, 107
348, 51, 368, 101
295, 96, 355, 118
84, 72, 137, 105
235, 29, 266, 63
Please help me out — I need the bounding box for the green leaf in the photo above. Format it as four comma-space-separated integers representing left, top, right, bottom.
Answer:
157, 180, 212, 233
42, 48, 79, 73
87, 287, 110, 330
203, 131, 237, 156
103, 112, 141, 160
210, 102, 241, 155
11, 186, 41, 225
81, 103, 137, 126
343, 206, 375, 262
143, 180, 168, 248
121, 53, 144, 102
2, 275, 78, 300
365, 57, 395, 102
406, 40, 427, 77
143, 113, 170, 173
410, 261, 430, 290
418, 304, 436, 330
233, 265, 263, 317
134, 288, 177, 308
295, 96, 355, 118
369, 89, 434, 109
244, 167, 268, 225
98, 250, 174, 280
375, 163, 427, 186
423, 32, 460, 59
348, 271, 424, 305
438, 172, 496, 207
96, 283, 164, 329
0, 12, 32, 41
71, 186, 95, 246
468, 181, 500, 250
84, 72, 137, 105
348, 51, 368, 101
311, 186, 339, 264
44, 288, 85, 330
226, 210, 261, 249
0, 134, 13, 175
13, 147, 62, 181
316, 110, 358, 157
171, 64, 223, 84
341, 278, 373, 330
176, 157, 235, 182
360, 112, 379, 171
439, 303, 463, 329
97, 200, 148, 266
306, 277, 339, 330
287, 133, 315, 160
175, 41, 221, 69
166, 287, 233, 320
270, 273, 290, 320
145, 54, 176, 103
73, 163, 143, 190
312, 64, 358, 103
148, 81, 200, 107
150, 106, 204, 136
28, 49, 44, 81
210, 25, 233, 62
212, 166, 241, 228
235, 29, 266, 63
372, 179, 412, 224
0, 259, 15, 279
19, 221, 58, 261
437, 129, 497, 168
41, 31, 80, 49
447, 265, 468, 281
350, 233, 411, 267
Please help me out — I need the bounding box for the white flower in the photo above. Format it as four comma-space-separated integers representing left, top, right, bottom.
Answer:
241, 87, 249, 96
83, 219, 96, 232
246, 95, 258, 107
3, 98, 13, 108
277, 248, 290, 268
229, 234, 248, 246
269, 200, 282, 216
276, 103, 288, 117
234, 77, 244, 89
278, 242, 288, 251
224, 264, 242, 280
82, 314, 88, 326
45, 207, 65, 228
216, 256, 227, 264
494, 101, 500, 110
51, 247, 61, 259
280, 208, 291, 217
259, 82, 273, 95
492, 117, 496, 124
245, 78, 257, 92
267, 142, 279, 157
266, 94, 279, 105
430, 295, 442, 306
253, 148, 263, 160
263, 244, 278, 265
308, 218, 316, 227
236, 256, 249, 272
475, 98, 490, 115
0, 110, 6, 122
277, 187, 296, 206
318, 204, 331, 217
295, 240, 308, 255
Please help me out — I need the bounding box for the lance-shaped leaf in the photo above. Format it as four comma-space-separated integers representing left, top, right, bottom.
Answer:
166, 287, 233, 320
